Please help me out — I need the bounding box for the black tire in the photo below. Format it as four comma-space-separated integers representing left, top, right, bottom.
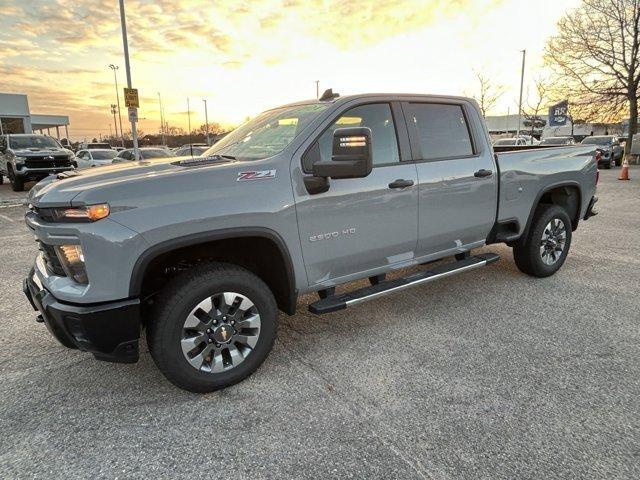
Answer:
7, 167, 24, 192
147, 262, 278, 393
0, 174, 3, 185
604, 160, 612, 169
513, 204, 572, 278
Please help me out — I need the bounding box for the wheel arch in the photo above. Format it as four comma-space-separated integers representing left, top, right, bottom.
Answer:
130, 227, 298, 315
520, 181, 582, 242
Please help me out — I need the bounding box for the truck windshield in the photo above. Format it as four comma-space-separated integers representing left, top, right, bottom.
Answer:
203, 103, 328, 161
9, 136, 60, 150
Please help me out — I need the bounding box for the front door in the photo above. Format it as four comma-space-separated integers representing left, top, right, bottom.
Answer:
402, 101, 498, 257
294, 102, 419, 287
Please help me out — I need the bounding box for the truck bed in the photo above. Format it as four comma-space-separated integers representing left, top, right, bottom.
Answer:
495, 145, 598, 236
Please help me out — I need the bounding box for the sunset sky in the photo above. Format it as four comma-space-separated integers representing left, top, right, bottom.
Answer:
0, 0, 580, 140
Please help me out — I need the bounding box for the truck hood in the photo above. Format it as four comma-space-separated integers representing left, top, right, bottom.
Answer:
14, 147, 70, 157
28, 155, 236, 207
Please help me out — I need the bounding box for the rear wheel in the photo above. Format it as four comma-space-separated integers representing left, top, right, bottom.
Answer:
513, 204, 572, 277
147, 262, 278, 393
7, 167, 24, 192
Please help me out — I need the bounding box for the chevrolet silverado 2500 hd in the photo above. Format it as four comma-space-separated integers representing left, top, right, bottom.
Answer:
23, 93, 599, 392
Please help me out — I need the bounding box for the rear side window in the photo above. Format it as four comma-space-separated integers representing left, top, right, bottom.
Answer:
408, 103, 473, 160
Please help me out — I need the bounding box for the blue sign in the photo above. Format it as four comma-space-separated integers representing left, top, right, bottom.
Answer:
549, 100, 569, 126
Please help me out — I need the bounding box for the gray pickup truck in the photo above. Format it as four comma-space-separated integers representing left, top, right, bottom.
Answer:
23, 93, 599, 392
0, 134, 75, 191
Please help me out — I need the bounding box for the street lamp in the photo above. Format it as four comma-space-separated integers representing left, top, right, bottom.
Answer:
158, 92, 165, 146
116, 0, 140, 160
516, 49, 526, 138
108, 64, 125, 148
203, 98, 209, 145
110, 104, 118, 141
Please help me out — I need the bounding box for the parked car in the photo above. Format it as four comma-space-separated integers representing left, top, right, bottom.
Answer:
0, 134, 75, 191
580, 135, 624, 169
23, 93, 598, 392
539, 136, 575, 146
173, 145, 209, 156
516, 134, 540, 145
75, 149, 118, 169
112, 147, 175, 162
494, 138, 528, 146
78, 142, 113, 150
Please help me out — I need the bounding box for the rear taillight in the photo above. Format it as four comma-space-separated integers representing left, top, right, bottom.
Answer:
595, 150, 601, 184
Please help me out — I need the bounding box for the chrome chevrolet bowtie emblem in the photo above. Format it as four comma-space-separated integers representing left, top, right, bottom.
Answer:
220, 327, 229, 341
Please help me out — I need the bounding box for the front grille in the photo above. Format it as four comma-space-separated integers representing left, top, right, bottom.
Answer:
38, 242, 66, 277
24, 155, 71, 169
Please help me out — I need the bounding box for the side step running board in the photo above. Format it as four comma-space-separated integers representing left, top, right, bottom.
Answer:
308, 253, 500, 314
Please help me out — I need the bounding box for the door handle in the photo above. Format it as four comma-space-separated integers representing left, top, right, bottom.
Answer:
474, 169, 493, 178
388, 179, 414, 189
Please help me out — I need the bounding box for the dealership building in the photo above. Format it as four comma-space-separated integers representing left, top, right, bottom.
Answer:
0, 92, 70, 141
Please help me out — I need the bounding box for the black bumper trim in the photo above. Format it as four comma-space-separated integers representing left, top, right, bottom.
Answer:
24, 270, 141, 363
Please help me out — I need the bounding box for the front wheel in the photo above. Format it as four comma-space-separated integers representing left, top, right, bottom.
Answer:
147, 262, 278, 393
7, 167, 24, 192
513, 204, 572, 277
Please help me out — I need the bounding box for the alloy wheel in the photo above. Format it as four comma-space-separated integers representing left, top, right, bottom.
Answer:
180, 292, 261, 373
539, 218, 567, 265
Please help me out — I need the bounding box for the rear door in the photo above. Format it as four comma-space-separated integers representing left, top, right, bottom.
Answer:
403, 101, 498, 258
294, 101, 419, 286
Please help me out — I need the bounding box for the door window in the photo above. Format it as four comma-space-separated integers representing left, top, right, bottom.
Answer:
305, 103, 400, 171
408, 103, 473, 160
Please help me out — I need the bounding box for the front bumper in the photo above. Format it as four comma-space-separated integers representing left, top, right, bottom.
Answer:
23, 269, 141, 363
15, 166, 74, 182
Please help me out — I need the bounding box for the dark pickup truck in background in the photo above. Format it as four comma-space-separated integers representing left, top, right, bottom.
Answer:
0, 134, 75, 192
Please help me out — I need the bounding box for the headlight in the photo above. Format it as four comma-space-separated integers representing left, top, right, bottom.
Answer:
54, 245, 88, 284
14, 156, 26, 165
49, 204, 110, 223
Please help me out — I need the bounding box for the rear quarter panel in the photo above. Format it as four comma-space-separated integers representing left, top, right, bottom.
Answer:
496, 145, 598, 235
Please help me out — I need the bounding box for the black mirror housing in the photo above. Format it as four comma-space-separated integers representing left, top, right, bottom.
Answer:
312, 127, 372, 179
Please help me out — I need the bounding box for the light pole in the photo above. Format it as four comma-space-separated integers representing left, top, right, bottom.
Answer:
315, 80, 320, 99
158, 92, 165, 146
187, 97, 193, 156
110, 104, 119, 141
203, 98, 209, 145
108, 64, 125, 148
116, 0, 139, 160
516, 49, 526, 137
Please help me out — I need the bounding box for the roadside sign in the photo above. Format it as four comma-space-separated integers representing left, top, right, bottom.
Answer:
124, 88, 139, 108
128, 107, 138, 123
549, 100, 569, 126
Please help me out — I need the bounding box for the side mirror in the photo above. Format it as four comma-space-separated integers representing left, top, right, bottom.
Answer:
312, 127, 373, 179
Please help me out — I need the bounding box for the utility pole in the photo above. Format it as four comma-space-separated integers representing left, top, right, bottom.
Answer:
187, 97, 193, 156
315, 80, 320, 99
516, 49, 526, 137
203, 98, 209, 145
110, 104, 119, 140
117, 0, 139, 160
108, 65, 125, 148
157, 92, 165, 146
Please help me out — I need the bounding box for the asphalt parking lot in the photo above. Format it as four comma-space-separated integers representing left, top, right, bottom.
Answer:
0, 168, 638, 479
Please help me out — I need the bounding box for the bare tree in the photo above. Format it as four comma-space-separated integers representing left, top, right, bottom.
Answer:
523, 79, 552, 140
545, 0, 640, 155
472, 72, 504, 117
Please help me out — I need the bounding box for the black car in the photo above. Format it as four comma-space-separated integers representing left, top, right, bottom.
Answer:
581, 136, 624, 168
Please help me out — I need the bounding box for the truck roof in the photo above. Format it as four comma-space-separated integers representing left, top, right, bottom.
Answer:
272, 93, 475, 111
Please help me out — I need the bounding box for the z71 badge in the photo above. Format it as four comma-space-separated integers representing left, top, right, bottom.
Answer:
237, 170, 276, 181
